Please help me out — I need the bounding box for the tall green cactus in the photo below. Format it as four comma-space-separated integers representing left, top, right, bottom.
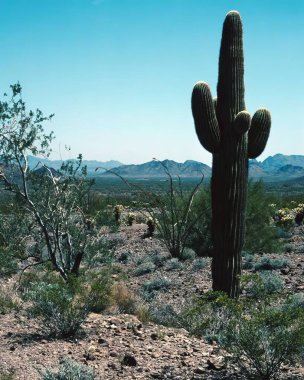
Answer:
191, 11, 271, 298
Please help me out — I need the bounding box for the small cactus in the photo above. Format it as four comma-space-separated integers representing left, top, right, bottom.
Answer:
127, 212, 136, 226
114, 204, 124, 225
146, 217, 156, 237
191, 11, 271, 297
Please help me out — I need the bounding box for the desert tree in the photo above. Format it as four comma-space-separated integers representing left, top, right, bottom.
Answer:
0, 84, 97, 280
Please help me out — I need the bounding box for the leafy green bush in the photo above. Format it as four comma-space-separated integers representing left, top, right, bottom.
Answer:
164, 258, 183, 271
86, 269, 113, 313
149, 250, 167, 267
0, 371, 15, 380
26, 277, 90, 337
253, 256, 289, 272
178, 291, 235, 342
0, 249, 18, 278
179, 247, 196, 261
148, 303, 180, 327
141, 276, 172, 301
242, 271, 284, 298
185, 188, 212, 256
242, 272, 284, 298
244, 181, 280, 254
0, 286, 19, 314
41, 358, 95, 380
242, 252, 254, 270
222, 301, 304, 380
192, 257, 208, 271
133, 261, 156, 277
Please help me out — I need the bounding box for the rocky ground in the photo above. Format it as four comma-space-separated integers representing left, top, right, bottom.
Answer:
1, 223, 304, 379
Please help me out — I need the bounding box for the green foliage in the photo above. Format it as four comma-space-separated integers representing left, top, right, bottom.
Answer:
86, 269, 113, 313
133, 261, 156, 277
141, 276, 172, 301
0, 288, 18, 314
0, 249, 18, 278
242, 272, 284, 298
118, 161, 206, 259
25, 275, 90, 337
222, 300, 304, 379
148, 303, 180, 327
253, 256, 289, 272
0, 84, 103, 280
245, 181, 280, 254
192, 257, 208, 271
164, 258, 183, 271
178, 291, 236, 342
0, 371, 15, 380
242, 252, 254, 270
185, 188, 212, 256
41, 358, 95, 380
149, 250, 167, 268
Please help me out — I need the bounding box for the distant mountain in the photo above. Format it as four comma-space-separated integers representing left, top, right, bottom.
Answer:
276, 164, 304, 176
261, 154, 304, 172
24, 154, 304, 182
103, 159, 211, 178
27, 156, 124, 175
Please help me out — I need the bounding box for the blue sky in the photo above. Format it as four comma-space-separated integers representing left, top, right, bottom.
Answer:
0, 0, 303, 165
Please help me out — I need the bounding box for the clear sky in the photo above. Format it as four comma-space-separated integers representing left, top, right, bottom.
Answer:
0, 0, 303, 165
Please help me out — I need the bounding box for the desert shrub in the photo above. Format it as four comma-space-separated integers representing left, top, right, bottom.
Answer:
221, 301, 304, 380
284, 243, 294, 253
41, 357, 95, 380
164, 258, 183, 271
178, 291, 235, 343
0, 249, 18, 278
140, 276, 172, 301
192, 257, 208, 271
244, 181, 280, 254
84, 236, 116, 267
149, 250, 168, 267
0, 287, 19, 314
179, 247, 196, 261
133, 261, 156, 277
242, 272, 284, 298
111, 283, 136, 314
242, 252, 254, 270
26, 276, 90, 337
86, 269, 113, 313
253, 256, 289, 272
119, 162, 206, 258
148, 303, 180, 327
185, 188, 212, 256
0, 371, 15, 380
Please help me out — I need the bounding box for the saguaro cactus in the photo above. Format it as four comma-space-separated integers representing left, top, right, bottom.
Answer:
191, 11, 271, 298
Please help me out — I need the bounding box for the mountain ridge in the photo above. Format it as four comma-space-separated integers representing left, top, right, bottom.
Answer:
26, 154, 304, 181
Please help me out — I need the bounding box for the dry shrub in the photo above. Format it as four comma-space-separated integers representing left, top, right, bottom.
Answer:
111, 282, 136, 314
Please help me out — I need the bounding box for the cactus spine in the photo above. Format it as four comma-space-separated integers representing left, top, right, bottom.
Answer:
191, 11, 271, 298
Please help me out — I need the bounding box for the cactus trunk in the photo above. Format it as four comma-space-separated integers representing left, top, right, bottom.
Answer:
191, 11, 271, 297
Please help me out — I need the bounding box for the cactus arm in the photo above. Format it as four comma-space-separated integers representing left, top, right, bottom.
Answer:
191, 81, 221, 153
248, 108, 271, 158
233, 111, 251, 135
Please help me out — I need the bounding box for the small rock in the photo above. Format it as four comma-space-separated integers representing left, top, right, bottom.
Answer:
98, 337, 109, 346
194, 367, 205, 374
109, 351, 118, 357
151, 333, 158, 340
121, 353, 137, 366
